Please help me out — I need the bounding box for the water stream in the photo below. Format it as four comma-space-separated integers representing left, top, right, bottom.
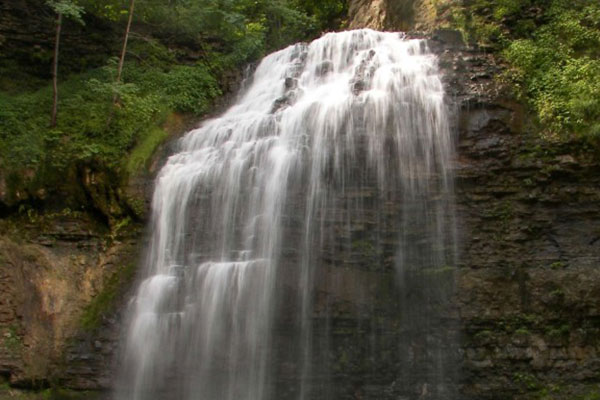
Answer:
117, 29, 457, 400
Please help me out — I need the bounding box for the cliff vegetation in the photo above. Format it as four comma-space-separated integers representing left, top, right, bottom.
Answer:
0, 0, 346, 219
434, 0, 600, 142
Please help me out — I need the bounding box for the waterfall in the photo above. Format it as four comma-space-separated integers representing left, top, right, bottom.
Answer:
117, 29, 457, 400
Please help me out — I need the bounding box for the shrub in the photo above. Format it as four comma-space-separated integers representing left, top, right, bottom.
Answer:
446, 0, 600, 140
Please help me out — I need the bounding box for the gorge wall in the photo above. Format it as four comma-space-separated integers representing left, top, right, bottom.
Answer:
1, 2, 599, 400
0, 179, 145, 393
437, 38, 600, 399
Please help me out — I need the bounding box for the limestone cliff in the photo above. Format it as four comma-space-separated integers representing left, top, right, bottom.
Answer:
0, 206, 141, 391
347, 0, 440, 32
438, 39, 600, 399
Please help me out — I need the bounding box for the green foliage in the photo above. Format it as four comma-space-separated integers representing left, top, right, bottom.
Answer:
580, 391, 600, 400
134, 0, 345, 59
126, 126, 168, 175
163, 65, 221, 114
0, 48, 222, 179
292, 0, 347, 34
46, 0, 85, 24
80, 0, 129, 22
0, 0, 344, 211
445, 0, 600, 140
546, 323, 571, 339
134, 0, 324, 64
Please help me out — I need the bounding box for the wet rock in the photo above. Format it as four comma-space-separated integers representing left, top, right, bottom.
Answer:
285, 77, 297, 90
271, 95, 292, 113
556, 154, 577, 167
352, 79, 367, 94
315, 60, 334, 77
433, 29, 465, 49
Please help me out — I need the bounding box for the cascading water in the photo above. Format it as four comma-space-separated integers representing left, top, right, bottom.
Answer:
116, 29, 458, 400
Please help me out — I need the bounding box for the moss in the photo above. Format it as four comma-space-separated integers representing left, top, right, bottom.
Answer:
515, 327, 531, 335
548, 288, 565, 302
350, 239, 381, 264
3, 207, 105, 243
2, 325, 23, 354
484, 200, 514, 221
108, 216, 133, 241
422, 265, 456, 276
533, 383, 564, 399
480, 313, 542, 334
0, 385, 105, 400
80, 262, 137, 331
126, 126, 168, 176
475, 329, 492, 338
513, 372, 540, 391
533, 385, 600, 400
580, 391, 600, 400
123, 194, 146, 221
546, 324, 570, 340
42, 388, 105, 400
549, 261, 567, 269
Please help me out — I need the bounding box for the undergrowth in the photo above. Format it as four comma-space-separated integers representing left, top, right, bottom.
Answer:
0, 0, 347, 211
440, 0, 600, 142
0, 48, 221, 175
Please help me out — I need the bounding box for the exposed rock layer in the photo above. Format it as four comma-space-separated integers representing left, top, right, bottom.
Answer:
436, 38, 600, 398
0, 213, 140, 391
348, 0, 439, 32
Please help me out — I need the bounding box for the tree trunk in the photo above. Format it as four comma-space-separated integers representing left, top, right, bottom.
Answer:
117, 0, 135, 87
51, 12, 62, 128
107, 0, 135, 126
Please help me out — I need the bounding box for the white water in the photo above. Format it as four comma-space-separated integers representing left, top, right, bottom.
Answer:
117, 29, 456, 400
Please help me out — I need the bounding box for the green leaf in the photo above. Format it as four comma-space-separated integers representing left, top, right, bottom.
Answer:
46, 0, 85, 24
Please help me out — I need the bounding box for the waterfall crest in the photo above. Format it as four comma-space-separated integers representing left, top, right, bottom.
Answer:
117, 29, 457, 400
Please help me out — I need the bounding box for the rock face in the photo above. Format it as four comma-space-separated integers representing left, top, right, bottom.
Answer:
442, 44, 600, 398
347, 0, 387, 30
0, 213, 141, 391
347, 0, 439, 32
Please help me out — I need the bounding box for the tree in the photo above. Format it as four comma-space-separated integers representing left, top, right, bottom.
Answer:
47, 0, 85, 128
116, 0, 136, 93
105, 0, 135, 127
